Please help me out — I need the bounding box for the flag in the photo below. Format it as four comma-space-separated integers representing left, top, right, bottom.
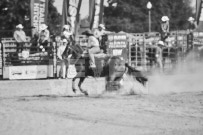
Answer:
90, 0, 104, 30
196, 0, 203, 31
62, 0, 82, 35
30, 0, 48, 34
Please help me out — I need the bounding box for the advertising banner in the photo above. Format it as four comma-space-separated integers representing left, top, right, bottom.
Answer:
30, 0, 48, 33
196, 0, 203, 31
62, 0, 82, 34
8, 65, 48, 80
107, 34, 128, 60
90, 0, 104, 30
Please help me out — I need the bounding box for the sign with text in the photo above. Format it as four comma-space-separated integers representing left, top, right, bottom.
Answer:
62, 0, 82, 34
107, 34, 128, 60
107, 34, 127, 48
8, 65, 48, 80
30, 0, 48, 32
90, 0, 104, 30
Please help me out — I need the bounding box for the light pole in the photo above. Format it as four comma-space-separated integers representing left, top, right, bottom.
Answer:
147, 1, 152, 33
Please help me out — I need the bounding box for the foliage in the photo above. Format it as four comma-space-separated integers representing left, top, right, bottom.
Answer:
0, 0, 30, 36
104, 0, 194, 33
0, 0, 61, 37
47, 0, 62, 35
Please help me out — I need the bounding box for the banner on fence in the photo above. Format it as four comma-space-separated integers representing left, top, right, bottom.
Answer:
107, 34, 128, 60
90, 0, 104, 30
30, 0, 48, 34
8, 65, 48, 80
62, 0, 82, 34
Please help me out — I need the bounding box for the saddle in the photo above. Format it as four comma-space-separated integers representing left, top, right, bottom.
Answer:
69, 45, 106, 58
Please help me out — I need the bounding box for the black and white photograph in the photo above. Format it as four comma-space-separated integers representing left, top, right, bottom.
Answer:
0, 0, 203, 134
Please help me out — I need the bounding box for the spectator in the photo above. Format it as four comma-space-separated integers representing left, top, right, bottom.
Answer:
38, 24, 50, 51
160, 16, 170, 42
57, 39, 69, 79
62, 24, 73, 42
187, 17, 197, 51
187, 17, 197, 35
93, 24, 106, 42
30, 26, 39, 53
13, 24, 27, 52
83, 29, 100, 68
156, 40, 165, 70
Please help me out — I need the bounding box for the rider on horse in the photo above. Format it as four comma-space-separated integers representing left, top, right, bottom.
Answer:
82, 29, 101, 68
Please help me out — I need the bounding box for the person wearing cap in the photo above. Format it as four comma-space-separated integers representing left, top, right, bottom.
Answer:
160, 16, 170, 42
83, 29, 100, 68
13, 24, 27, 52
38, 24, 50, 51
57, 39, 69, 78
62, 24, 73, 42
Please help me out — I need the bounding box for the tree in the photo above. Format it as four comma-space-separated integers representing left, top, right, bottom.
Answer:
0, 0, 61, 37
47, 0, 62, 35
0, 0, 30, 36
104, 0, 194, 33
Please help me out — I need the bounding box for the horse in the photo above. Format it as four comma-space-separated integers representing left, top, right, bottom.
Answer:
62, 44, 148, 96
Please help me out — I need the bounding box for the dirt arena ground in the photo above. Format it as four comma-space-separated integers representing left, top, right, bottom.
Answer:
0, 74, 203, 135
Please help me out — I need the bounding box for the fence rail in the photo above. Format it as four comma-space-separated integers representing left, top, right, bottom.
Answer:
1, 31, 203, 79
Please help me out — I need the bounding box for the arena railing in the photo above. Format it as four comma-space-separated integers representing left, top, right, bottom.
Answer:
0, 40, 58, 79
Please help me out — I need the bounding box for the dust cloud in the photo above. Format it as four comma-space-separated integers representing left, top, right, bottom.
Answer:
118, 75, 148, 95
50, 51, 203, 96
148, 52, 203, 95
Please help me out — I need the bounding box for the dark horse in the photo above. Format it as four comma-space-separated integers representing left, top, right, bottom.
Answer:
62, 44, 148, 96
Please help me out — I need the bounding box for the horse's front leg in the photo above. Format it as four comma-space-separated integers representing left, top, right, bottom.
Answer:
72, 77, 77, 93
78, 77, 88, 96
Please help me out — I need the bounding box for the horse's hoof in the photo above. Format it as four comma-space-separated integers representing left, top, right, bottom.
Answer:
81, 91, 88, 96
73, 89, 77, 93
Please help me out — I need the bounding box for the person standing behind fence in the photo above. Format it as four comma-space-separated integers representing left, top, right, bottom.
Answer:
156, 40, 165, 70
93, 24, 106, 42
57, 39, 69, 79
30, 26, 39, 53
160, 16, 170, 42
187, 17, 197, 34
187, 17, 197, 51
62, 24, 73, 43
13, 24, 27, 52
38, 24, 50, 51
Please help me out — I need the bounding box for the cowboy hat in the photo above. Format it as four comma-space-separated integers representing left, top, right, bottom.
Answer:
16, 24, 24, 29
62, 39, 68, 43
161, 16, 169, 22
158, 40, 165, 46
98, 24, 105, 29
188, 17, 195, 21
63, 25, 70, 30
40, 24, 48, 30
82, 29, 93, 36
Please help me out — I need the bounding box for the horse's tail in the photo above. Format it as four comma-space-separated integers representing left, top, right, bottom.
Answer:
125, 63, 148, 84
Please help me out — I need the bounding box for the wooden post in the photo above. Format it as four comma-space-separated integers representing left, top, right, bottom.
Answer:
53, 42, 57, 78
143, 35, 146, 71
128, 38, 131, 66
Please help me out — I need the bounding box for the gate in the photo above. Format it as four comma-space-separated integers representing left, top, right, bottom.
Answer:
1, 39, 55, 79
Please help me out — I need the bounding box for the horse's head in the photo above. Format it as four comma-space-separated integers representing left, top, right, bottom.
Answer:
62, 42, 83, 59
106, 56, 126, 78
